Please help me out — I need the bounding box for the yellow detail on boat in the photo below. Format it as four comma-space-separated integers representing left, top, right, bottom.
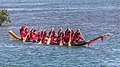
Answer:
8, 30, 21, 40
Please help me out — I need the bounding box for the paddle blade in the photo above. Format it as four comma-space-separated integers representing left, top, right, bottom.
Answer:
68, 41, 71, 47
22, 37, 27, 43
59, 39, 63, 46
38, 41, 42, 44
46, 38, 51, 45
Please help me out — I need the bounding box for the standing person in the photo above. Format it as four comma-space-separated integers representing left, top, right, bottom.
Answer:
20, 24, 27, 40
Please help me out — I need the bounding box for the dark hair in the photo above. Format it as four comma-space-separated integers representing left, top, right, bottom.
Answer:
41, 31, 43, 34
25, 28, 28, 30
68, 31, 71, 34
77, 32, 80, 35
52, 31, 55, 34
33, 29, 36, 32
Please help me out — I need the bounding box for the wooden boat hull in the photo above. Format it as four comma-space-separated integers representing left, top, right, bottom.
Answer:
8, 30, 109, 46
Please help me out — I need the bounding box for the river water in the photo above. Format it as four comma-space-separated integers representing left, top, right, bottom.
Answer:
0, 0, 120, 67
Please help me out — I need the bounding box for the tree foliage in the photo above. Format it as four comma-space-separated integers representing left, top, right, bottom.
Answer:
0, 9, 11, 25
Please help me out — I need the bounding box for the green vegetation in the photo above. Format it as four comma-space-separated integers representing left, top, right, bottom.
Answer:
0, 9, 11, 25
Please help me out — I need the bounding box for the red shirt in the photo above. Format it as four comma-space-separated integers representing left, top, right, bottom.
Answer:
30, 32, 37, 41
73, 35, 84, 42
41, 31, 47, 42
20, 24, 26, 38
64, 34, 74, 43
50, 34, 58, 42
37, 32, 41, 41
20, 30, 26, 38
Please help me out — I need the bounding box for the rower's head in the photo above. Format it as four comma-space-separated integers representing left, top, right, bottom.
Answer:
60, 31, 64, 36
52, 30, 56, 35
25, 28, 29, 32
77, 32, 80, 35
68, 30, 71, 34
76, 29, 80, 35
33, 29, 36, 32
41, 31, 43, 34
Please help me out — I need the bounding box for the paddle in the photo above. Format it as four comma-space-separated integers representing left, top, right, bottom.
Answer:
22, 27, 33, 43
86, 33, 110, 46
68, 33, 72, 47
38, 40, 42, 44
46, 32, 52, 45
59, 36, 63, 46
38, 29, 44, 44
79, 29, 85, 40
59, 29, 64, 46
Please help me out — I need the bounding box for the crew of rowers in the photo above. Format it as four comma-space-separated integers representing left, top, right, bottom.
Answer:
20, 24, 85, 47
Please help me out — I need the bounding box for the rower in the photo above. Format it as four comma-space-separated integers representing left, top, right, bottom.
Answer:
25, 28, 30, 41
37, 30, 41, 43
73, 29, 85, 44
64, 28, 74, 47
57, 28, 65, 46
41, 29, 47, 43
58, 28, 65, 38
29, 29, 37, 43
48, 28, 58, 43
70, 28, 74, 38
20, 24, 27, 40
65, 28, 74, 42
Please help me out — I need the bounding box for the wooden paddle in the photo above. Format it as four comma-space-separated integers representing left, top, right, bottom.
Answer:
38, 40, 42, 44
59, 37, 63, 46
37, 29, 42, 44
79, 29, 85, 40
22, 27, 33, 43
46, 33, 52, 45
68, 33, 72, 47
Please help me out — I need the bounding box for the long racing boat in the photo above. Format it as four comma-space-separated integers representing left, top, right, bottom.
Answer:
8, 30, 110, 46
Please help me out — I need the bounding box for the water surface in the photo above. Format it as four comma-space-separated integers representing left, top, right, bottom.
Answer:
0, 0, 120, 67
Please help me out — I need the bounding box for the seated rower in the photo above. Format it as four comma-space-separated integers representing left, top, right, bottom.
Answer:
70, 28, 74, 37
25, 28, 30, 41
37, 30, 41, 43
49, 28, 57, 43
47, 28, 58, 44
20, 24, 27, 40
57, 28, 65, 46
37, 29, 47, 44
29, 29, 37, 43
73, 29, 85, 44
64, 28, 74, 47
41, 29, 47, 43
